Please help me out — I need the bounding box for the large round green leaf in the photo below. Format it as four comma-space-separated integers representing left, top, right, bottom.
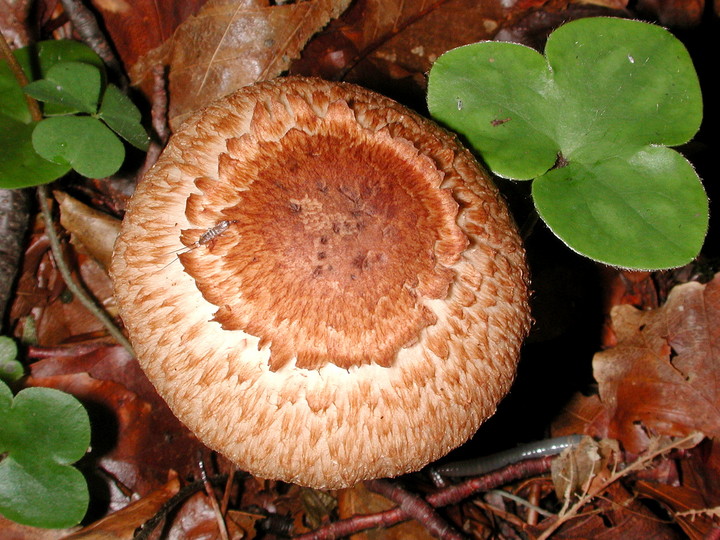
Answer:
428, 17, 706, 269
533, 147, 708, 269
427, 41, 557, 179
32, 116, 125, 179
0, 380, 90, 528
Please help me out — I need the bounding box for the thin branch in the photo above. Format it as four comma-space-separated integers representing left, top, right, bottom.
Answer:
294, 456, 554, 540
37, 185, 134, 355
536, 433, 703, 540
134, 474, 229, 540
58, 0, 128, 88
366, 479, 464, 539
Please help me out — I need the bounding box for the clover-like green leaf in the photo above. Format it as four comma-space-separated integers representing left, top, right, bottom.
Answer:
12, 40, 103, 82
0, 40, 104, 124
0, 116, 71, 189
0, 337, 23, 383
32, 116, 125, 179
0, 380, 90, 528
427, 17, 706, 269
98, 84, 150, 150
0, 59, 32, 124
24, 62, 103, 115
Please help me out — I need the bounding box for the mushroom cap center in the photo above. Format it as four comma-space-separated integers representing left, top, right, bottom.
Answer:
179, 99, 468, 370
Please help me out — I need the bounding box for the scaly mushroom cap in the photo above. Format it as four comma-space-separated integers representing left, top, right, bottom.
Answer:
111, 77, 531, 489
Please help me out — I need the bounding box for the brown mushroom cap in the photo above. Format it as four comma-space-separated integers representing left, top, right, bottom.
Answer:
111, 76, 531, 489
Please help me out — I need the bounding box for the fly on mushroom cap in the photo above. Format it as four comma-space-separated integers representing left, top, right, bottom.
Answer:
111, 77, 531, 489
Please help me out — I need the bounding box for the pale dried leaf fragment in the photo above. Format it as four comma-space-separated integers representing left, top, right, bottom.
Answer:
130, 0, 351, 130
56, 191, 121, 270
593, 274, 720, 453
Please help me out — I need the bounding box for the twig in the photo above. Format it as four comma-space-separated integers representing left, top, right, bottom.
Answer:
37, 186, 134, 355
198, 456, 230, 540
536, 433, 703, 540
134, 474, 229, 540
58, 0, 127, 88
294, 456, 554, 540
487, 489, 555, 518
365, 479, 464, 539
0, 189, 30, 332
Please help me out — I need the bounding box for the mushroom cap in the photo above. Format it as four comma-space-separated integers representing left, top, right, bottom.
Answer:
111, 77, 531, 489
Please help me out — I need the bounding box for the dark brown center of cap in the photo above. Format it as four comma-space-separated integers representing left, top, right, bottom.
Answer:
179, 99, 467, 370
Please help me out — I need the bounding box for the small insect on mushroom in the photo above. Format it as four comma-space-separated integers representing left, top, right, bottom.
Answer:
163, 220, 237, 268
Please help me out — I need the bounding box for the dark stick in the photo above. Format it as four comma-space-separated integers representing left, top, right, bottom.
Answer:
294, 456, 553, 540
58, 0, 128, 88
0, 189, 30, 333
365, 479, 464, 539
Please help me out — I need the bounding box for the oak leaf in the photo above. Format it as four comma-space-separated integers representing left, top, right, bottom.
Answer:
593, 274, 720, 453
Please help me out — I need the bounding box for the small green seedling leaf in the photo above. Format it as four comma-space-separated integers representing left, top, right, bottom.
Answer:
0, 116, 71, 188
428, 17, 706, 270
32, 116, 125, 179
0, 337, 23, 383
0, 379, 90, 528
98, 84, 150, 150
24, 62, 103, 115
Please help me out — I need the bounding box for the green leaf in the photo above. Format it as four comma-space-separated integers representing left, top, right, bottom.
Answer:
0, 380, 90, 528
24, 62, 103, 115
533, 148, 708, 269
12, 40, 103, 81
0, 116, 70, 189
427, 17, 706, 269
98, 84, 150, 150
0, 60, 31, 124
428, 41, 557, 180
0, 337, 23, 383
32, 116, 125, 179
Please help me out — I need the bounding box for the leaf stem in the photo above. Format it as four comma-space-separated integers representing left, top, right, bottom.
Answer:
0, 30, 42, 121
37, 185, 134, 355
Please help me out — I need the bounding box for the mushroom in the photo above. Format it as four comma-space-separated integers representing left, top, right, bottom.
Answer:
110, 76, 531, 489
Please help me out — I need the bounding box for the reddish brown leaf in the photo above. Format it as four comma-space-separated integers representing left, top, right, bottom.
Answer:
64, 473, 181, 539
292, 0, 521, 102
593, 274, 720, 453
27, 367, 206, 498
87, 0, 207, 74
130, 0, 351, 130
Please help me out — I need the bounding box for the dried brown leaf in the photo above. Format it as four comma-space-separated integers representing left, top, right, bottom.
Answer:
292, 0, 515, 100
64, 473, 181, 540
593, 274, 720, 453
29, 351, 207, 497
56, 191, 121, 271
0, 0, 32, 48
88, 0, 206, 74
130, 0, 351, 130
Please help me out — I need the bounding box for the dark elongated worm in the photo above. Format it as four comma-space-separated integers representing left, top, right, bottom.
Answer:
434, 434, 586, 478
